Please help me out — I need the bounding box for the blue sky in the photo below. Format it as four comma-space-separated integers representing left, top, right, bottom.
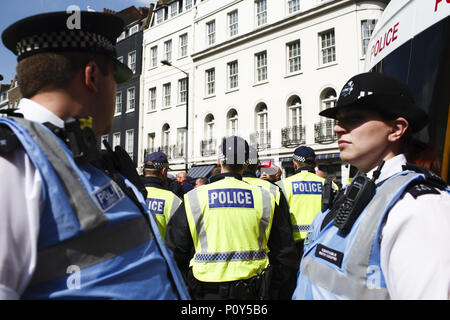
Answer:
0, 0, 156, 84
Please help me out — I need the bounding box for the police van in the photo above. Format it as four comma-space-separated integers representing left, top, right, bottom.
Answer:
364, 0, 450, 182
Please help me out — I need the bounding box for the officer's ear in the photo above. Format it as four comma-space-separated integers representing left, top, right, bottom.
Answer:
388, 117, 409, 143
83, 61, 101, 93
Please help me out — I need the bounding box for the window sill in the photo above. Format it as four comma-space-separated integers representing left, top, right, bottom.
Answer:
114, 113, 122, 117
126, 109, 135, 114
176, 102, 187, 107
161, 106, 172, 110
284, 71, 303, 79
316, 62, 338, 70
225, 88, 239, 94
146, 109, 157, 114
203, 94, 216, 100
252, 80, 269, 87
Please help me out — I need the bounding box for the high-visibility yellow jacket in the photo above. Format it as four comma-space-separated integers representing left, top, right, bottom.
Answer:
276, 171, 329, 242
243, 176, 281, 205
184, 176, 275, 282
146, 186, 182, 242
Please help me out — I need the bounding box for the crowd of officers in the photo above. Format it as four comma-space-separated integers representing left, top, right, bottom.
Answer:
141, 139, 335, 300
2, 10, 449, 301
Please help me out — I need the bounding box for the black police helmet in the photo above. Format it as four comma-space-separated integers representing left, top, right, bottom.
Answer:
219, 136, 250, 165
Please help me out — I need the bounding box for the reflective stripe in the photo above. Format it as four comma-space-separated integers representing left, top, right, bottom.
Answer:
30, 216, 153, 286
276, 180, 287, 198
195, 250, 267, 263
303, 172, 421, 299
259, 188, 272, 251
186, 190, 208, 252
14, 118, 108, 232
346, 172, 420, 282
302, 256, 389, 300
188, 187, 271, 255
293, 224, 310, 232
169, 195, 182, 220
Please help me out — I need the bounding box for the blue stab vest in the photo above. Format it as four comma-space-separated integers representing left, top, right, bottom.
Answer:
292, 170, 446, 300
0, 117, 189, 300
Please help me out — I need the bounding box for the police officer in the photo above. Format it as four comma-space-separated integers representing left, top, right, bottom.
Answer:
242, 146, 297, 299
292, 72, 450, 299
0, 11, 188, 299
166, 136, 299, 300
277, 146, 337, 253
142, 152, 182, 242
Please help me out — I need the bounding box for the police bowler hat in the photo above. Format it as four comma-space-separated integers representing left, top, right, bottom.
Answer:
2, 11, 133, 83
293, 146, 316, 163
319, 72, 429, 132
144, 152, 170, 169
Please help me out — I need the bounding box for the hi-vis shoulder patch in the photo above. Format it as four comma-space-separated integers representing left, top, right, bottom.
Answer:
93, 181, 125, 211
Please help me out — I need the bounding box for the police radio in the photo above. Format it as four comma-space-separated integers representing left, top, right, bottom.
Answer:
333, 161, 385, 235
64, 116, 99, 164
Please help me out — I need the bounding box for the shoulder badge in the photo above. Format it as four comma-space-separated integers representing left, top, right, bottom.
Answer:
407, 183, 440, 199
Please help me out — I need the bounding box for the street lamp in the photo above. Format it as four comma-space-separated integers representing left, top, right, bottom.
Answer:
161, 60, 189, 172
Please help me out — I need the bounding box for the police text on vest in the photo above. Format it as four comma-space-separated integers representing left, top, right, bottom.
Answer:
147, 198, 165, 214
208, 188, 254, 208
291, 181, 323, 194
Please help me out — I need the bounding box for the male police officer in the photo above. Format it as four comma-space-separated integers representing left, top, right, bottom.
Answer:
277, 146, 336, 252
275, 146, 336, 298
166, 136, 299, 300
0, 11, 188, 299
142, 152, 182, 242
292, 72, 450, 299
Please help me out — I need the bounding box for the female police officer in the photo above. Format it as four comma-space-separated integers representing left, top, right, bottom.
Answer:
292, 72, 450, 300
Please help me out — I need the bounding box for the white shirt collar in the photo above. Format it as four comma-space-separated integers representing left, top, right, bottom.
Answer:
367, 154, 407, 183
17, 98, 65, 128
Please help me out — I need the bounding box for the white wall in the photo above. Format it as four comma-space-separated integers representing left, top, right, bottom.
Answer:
140, 0, 387, 178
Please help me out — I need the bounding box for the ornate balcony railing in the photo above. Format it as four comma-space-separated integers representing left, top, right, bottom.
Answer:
314, 120, 337, 144
200, 139, 217, 157
281, 125, 306, 147
250, 130, 271, 151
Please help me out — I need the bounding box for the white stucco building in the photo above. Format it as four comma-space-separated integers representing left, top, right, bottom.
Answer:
140, 0, 389, 183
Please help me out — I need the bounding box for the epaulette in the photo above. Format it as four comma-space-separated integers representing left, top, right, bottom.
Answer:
402, 163, 448, 199
0, 124, 20, 155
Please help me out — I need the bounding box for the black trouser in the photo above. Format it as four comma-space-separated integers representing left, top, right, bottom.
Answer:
277, 240, 304, 300
187, 269, 261, 300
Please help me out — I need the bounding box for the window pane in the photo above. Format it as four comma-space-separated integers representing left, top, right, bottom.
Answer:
229, 11, 238, 37
228, 61, 238, 89
256, 0, 267, 26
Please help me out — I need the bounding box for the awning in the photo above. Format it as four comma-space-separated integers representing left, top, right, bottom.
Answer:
188, 165, 217, 178
280, 153, 340, 162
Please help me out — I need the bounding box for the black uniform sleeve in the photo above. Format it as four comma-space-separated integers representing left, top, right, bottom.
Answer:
267, 191, 301, 299
165, 202, 194, 277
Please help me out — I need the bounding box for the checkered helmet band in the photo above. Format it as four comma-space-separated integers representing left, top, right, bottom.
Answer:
293, 154, 306, 162
15, 29, 115, 59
